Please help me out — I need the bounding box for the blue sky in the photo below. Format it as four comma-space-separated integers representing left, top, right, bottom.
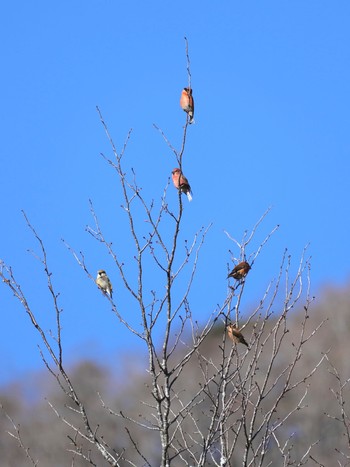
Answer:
1, 1, 350, 386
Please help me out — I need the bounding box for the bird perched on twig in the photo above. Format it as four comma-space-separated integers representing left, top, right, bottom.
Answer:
226, 323, 249, 347
227, 261, 251, 281
172, 168, 193, 202
180, 87, 194, 124
96, 270, 113, 298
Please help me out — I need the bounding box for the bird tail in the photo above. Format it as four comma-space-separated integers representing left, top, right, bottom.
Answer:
186, 191, 193, 202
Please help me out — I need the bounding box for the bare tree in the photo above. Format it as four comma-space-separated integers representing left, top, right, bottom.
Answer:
0, 39, 335, 466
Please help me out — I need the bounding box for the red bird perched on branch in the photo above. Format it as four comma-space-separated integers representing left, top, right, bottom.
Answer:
227, 261, 251, 281
172, 168, 193, 202
180, 87, 194, 124
226, 323, 249, 347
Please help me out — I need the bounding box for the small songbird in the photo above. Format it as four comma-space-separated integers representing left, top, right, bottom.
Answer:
180, 87, 194, 124
226, 323, 249, 347
227, 261, 251, 281
96, 269, 113, 298
172, 168, 193, 202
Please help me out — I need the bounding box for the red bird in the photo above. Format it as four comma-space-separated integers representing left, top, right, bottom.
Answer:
180, 87, 194, 124
227, 261, 251, 280
226, 323, 249, 347
172, 168, 192, 202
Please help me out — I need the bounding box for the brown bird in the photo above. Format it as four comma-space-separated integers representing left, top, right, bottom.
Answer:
180, 87, 194, 124
226, 323, 249, 347
227, 261, 251, 280
172, 168, 193, 201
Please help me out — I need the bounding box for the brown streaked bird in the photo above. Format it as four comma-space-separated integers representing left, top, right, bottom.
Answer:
180, 87, 194, 124
172, 168, 193, 202
96, 269, 113, 298
227, 261, 251, 280
226, 323, 249, 347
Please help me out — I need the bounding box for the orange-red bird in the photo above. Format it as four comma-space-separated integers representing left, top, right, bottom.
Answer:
180, 87, 194, 124
226, 323, 249, 347
227, 261, 251, 280
172, 168, 192, 202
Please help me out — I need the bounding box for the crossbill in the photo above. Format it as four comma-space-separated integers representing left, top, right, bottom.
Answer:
172, 168, 193, 202
96, 269, 113, 298
227, 261, 251, 280
180, 87, 194, 124
226, 323, 249, 347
